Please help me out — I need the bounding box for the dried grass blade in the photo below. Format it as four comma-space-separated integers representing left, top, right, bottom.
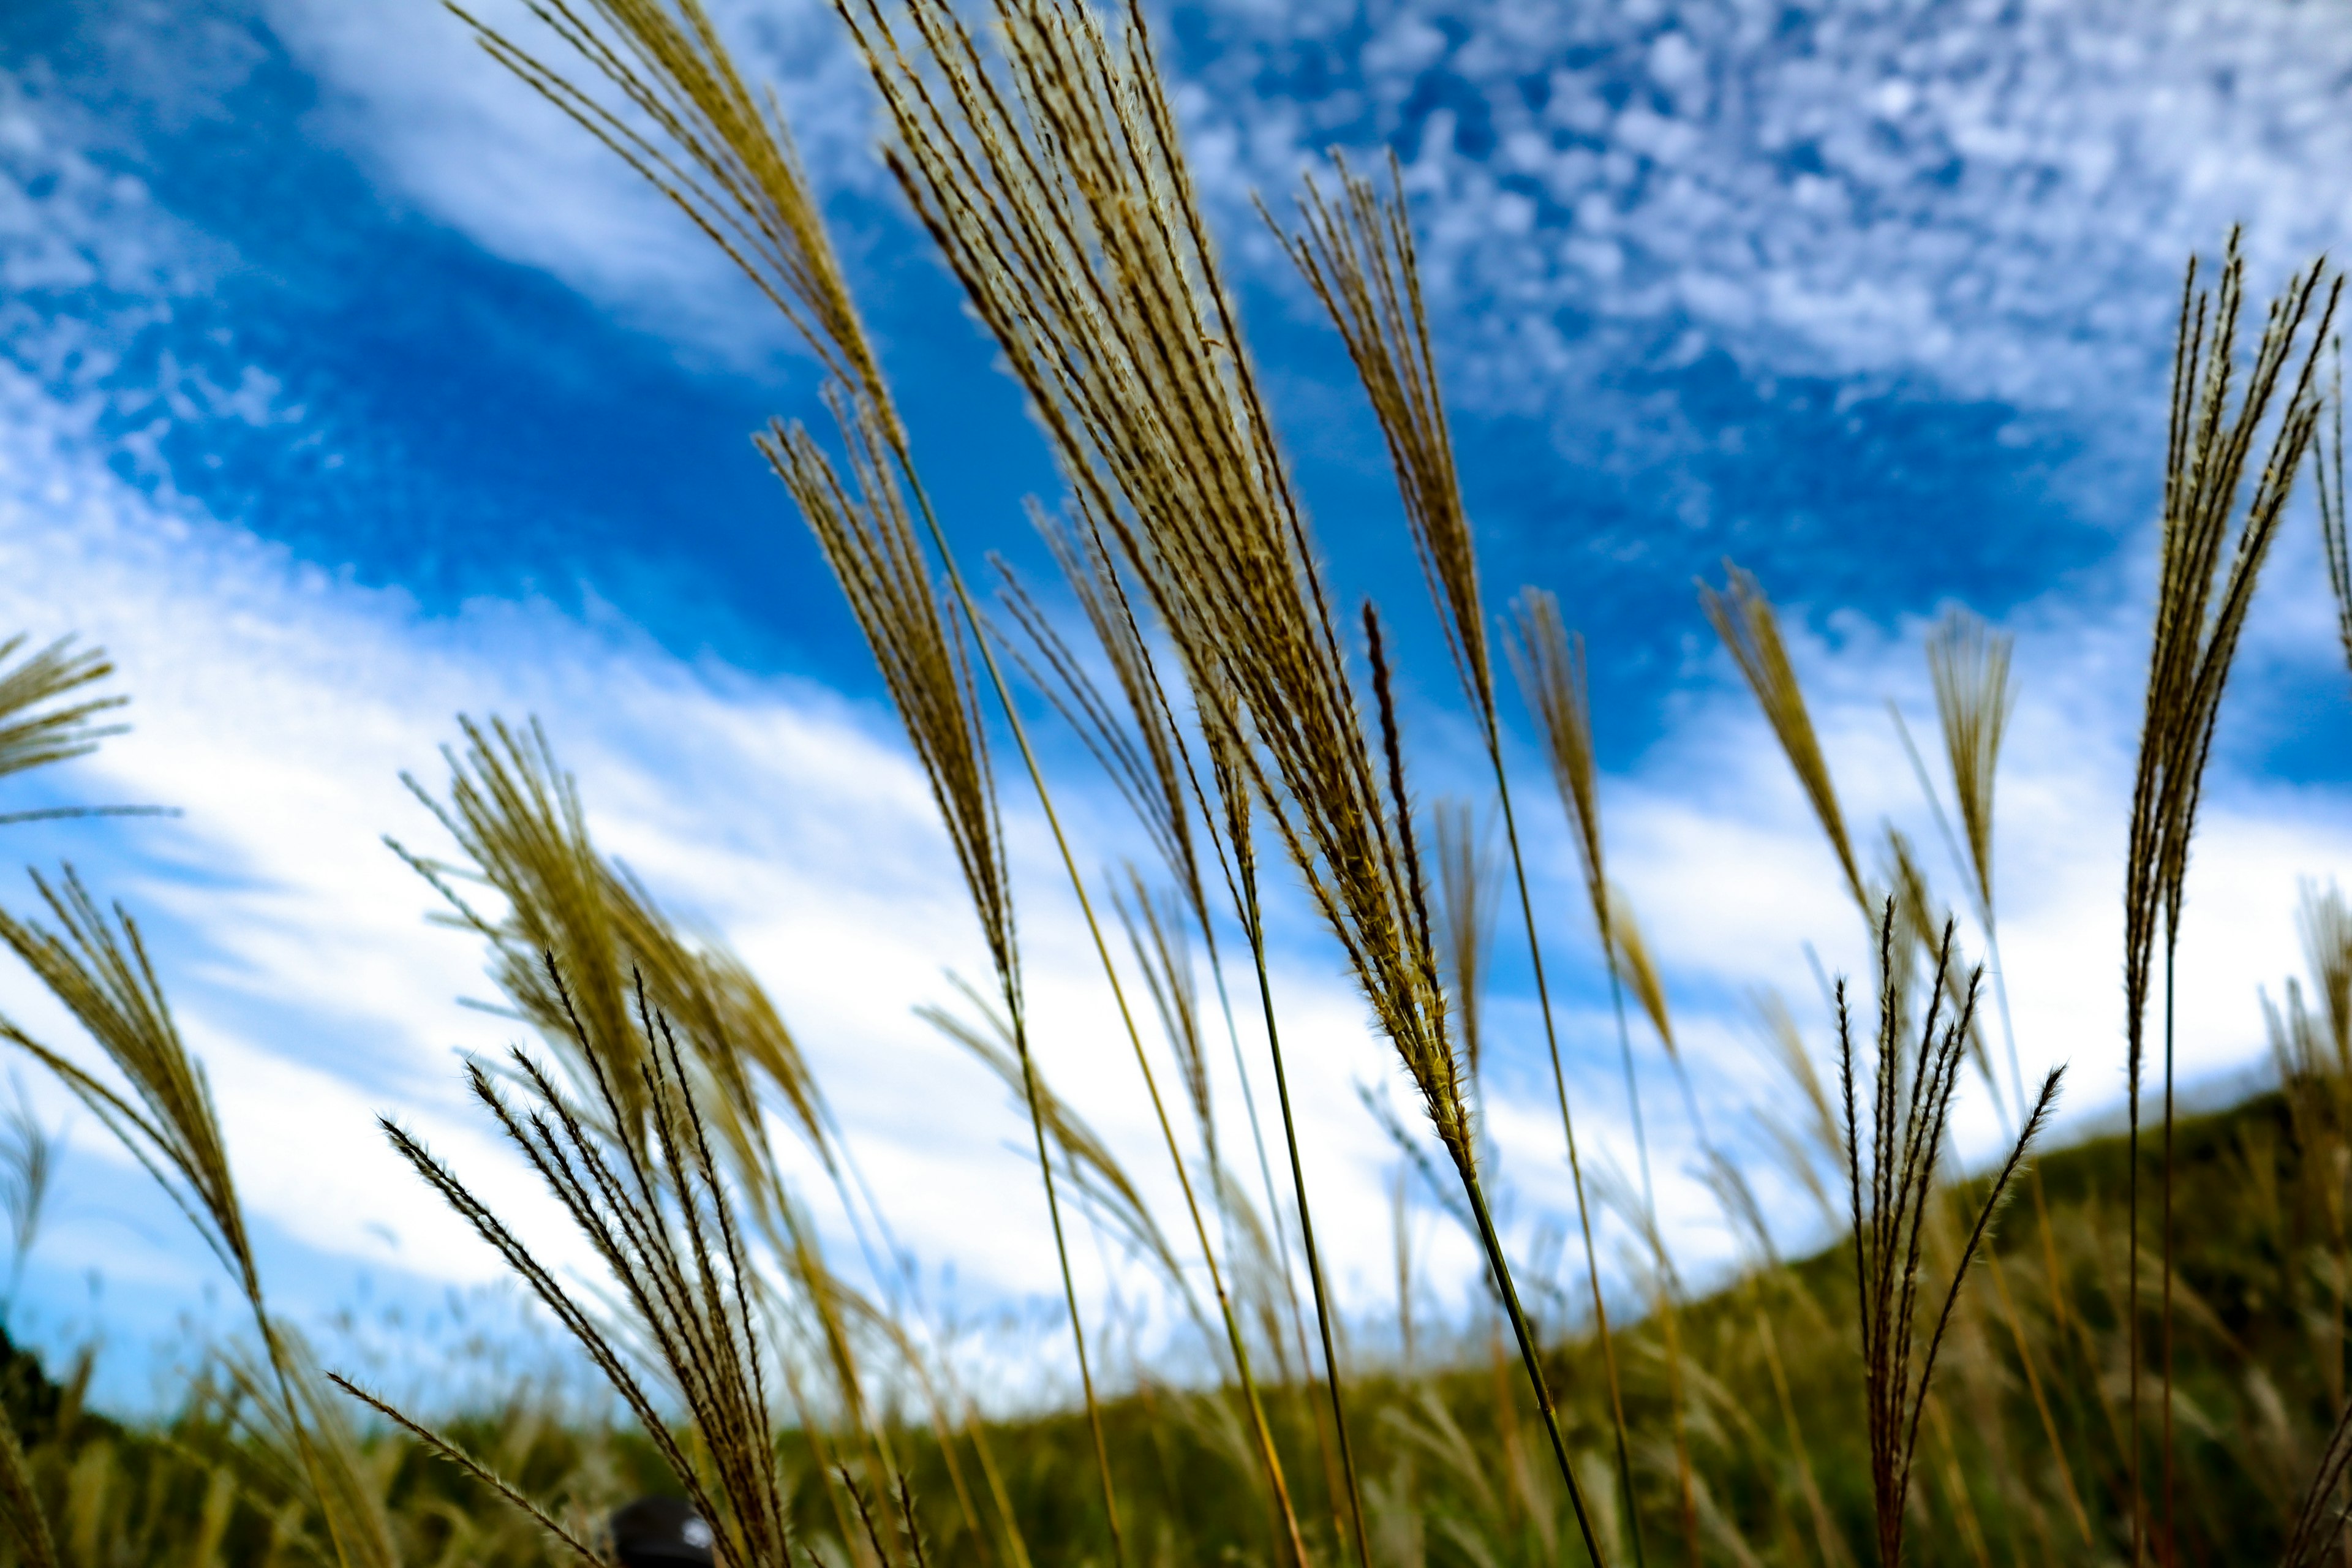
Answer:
0, 637, 124, 785
1698, 568, 1866, 914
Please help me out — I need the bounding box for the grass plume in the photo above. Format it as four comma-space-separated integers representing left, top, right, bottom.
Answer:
349, 969, 794, 1567
1839, 910, 2061, 1567
0, 639, 123, 790
2124, 235, 2339, 1560
763, 384, 1128, 1550
1283, 146, 1645, 1566
1700, 567, 1868, 916
453, 0, 890, 426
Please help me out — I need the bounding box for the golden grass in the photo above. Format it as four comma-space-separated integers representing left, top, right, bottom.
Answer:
393, 715, 834, 1221
1430, 801, 1496, 1090
1506, 586, 1681, 1561
0, 639, 121, 791
342, 974, 791, 1568
1002, 514, 1339, 1549
1278, 140, 1648, 1568
1838, 911, 2060, 1568
2321, 337, 2350, 674
2122, 235, 2340, 1562
833, 0, 1607, 1550
1924, 611, 2014, 923
0, 1396, 53, 1568
1276, 156, 1488, 741
0, 636, 178, 830
0, 870, 399, 1568
454, 0, 889, 428
1699, 568, 1868, 917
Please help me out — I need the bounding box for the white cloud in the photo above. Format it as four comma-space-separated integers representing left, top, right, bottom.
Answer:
0, 323, 1444, 1400
211, 0, 2352, 479
1589, 527, 2352, 1234
6, 296, 2348, 1397
256, 0, 881, 367
1178, 0, 2352, 447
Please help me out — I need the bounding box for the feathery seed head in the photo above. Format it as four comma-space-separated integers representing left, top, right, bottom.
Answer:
764, 390, 1016, 995
460, 0, 892, 429
0, 639, 124, 786
1281, 156, 1493, 739
1700, 565, 1868, 918
1507, 589, 1611, 941
1925, 608, 2015, 916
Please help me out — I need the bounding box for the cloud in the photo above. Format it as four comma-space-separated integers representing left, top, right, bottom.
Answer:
1177, 0, 2352, 443
1594, 526, 2352, 1206
0, 314, 1442, 1388
8, 283, 2348, 1398
255, 0, 882, 366
244, 0, 2352, 526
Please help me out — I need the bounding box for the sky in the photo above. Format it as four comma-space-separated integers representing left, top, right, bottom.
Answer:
3, 0, 2351, 1412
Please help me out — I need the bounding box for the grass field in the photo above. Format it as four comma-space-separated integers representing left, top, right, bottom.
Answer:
6, 1082, 2351, 1567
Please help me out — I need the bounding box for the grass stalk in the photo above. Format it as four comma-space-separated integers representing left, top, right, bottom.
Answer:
1754, 1305, 1845, 1568
0, 870, 398, 1568
2122, 237, 2338, 1562
1841, 908, 2061, 1567
1363, 609, 1611, 1566
1203, 673, 1374, 1568
1093, 878, 1311, 1568
1283, 156, 1641, 1565
0, 1393, 54, 1568
1985, 1247, 2094, 1548
998, 536, 1323, 1563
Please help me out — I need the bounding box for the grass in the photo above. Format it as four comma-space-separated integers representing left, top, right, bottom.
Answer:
0, 0, 2348, 1564
6, 1075, 2352, 1566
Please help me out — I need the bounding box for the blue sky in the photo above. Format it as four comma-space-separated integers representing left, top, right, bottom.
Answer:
5, 0, 2352, 1409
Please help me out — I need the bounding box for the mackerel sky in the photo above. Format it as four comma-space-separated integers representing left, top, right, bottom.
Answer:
4, 0, 2350, 1408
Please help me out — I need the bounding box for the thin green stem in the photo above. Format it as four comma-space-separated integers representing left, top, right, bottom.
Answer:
1603, 954, 1695, 1567
2128, 1035, 2144, 1568
1607, 967, 1656, 1226
1493, 766, 1643, 1568
1246, 891, 1373, 1568
1210, 946, 1346, 1544
1007, 1000, 1126, 1564
1459, 1151, 1610, 1567
2162, 936, 2177, 1568
892, 451, 1124, 1562
894, 452, 1300, 1565
1109, 949, 1310, 1568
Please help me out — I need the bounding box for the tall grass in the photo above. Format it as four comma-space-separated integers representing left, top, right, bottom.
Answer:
2122, 236, 2338, 1564
1837, 911, 2060, 1567
4, 2, 2352, 1566
0, 868, 402, 1568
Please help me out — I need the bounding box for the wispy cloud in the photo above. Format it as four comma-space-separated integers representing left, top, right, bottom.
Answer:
0, 319, 1415, 1374
257, 0, 878, 364
1182, 0, 2352, 444
263, 0, 2352, 450
6, 292, 2346, 1394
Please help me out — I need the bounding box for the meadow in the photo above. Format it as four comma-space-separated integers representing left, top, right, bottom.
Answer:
0, 0, 2346, 1564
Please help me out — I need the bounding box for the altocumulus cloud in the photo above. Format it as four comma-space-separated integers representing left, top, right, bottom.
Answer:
1177, 0, 2352, 440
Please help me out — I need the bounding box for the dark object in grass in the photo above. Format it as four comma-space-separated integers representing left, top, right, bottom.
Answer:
611, 1497, 715, 1567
